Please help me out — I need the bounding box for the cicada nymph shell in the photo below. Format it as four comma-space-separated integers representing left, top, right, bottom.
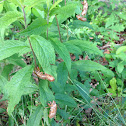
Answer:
81, 0, 88, 16
76, 0, 88, 22
76, 15, 87, 21
48, 100, 57, 119
34, 67, 55, 82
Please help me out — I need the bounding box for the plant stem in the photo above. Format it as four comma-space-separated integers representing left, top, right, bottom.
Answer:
27, 37, 37, 67
22, 6, 27, 29
22, 5, 37, 67
47, 7, 49, 40
55, 15, 62, 42
65, 0, 69, 41
53, 0, 62, 42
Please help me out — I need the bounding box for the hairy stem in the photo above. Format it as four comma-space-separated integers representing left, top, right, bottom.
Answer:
22, 6, 37, 67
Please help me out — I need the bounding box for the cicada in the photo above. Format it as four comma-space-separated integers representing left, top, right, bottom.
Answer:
76, 0, 88, 22
34, 67, 55, 82
48, 100, 57, 119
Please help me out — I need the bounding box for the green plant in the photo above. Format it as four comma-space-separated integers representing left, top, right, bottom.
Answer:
0, 0, 126, 126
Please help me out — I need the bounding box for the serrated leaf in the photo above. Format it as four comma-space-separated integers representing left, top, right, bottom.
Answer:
70, 20, 93, 29
50, 38, 71, 73
117, 61, 124, 73
39, 80, 55, 107
5, 65, 35, 115
4, 1, 17, 11
18, 18, 50, 36
1, 64, 14, 80
57, 109, 70, 120
72, 60, 114, 77
23, 84, 38, 95
54, 3, 78, 24
24, 0, 46, 8
27, 105, 43, 126
57, 62, 68, 86
0, 40, 28, 61
30, 35, 55, 75
110, 78, 117, 91
65, 40, 103, 56
117, 12, 126, 20
105, 14, 118, 28
7, 0, 22, 8
43, 108, 50, 126
73, 80, 91, 103
64, 42, 82, 55
50, 0, 62, 11
50, 81, 65, 94
6, 54, 26, 67
116, 46, 126, 55
55, 93, 77, 107
18, 47, 31, 56
0, 11, 23, 29
0, 76, 8, 94
109, 24, 125, 32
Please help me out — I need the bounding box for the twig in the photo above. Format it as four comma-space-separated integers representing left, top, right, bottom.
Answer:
22, 5, 37, 67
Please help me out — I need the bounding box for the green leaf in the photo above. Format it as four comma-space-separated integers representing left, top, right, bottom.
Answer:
117, 12, 126, 20
32, 8, 44, 18
1, 64, 14, 80
57, 109, 70, 120
18, 18, 50, 36
0, 3, 3, 13
7, 0, 22, 8
0, 76, 8, 94
54, 2, 78, 24
23, 84, 38, 95
27, 105, 43, 126
64, 42, 82, 55
90, 88, 99, 96
43, 108, 50, 126
30, 35, 55, 75
0, 40, 28, 61
50, 81, 65, 94
72, 60, 114, 77
70, 20, 93, 29
5, 65, 35, 115
0, 11, 23, 29
65, 40, 103, 56
57, 62, 68, 86
109, 24, 125, 32
108, 88, 116, 96
55, 93, 77, 107
6, 54, 26, 68
73, 80, 91, 103
117, 61, 124, 73
24, 0, 46, 8
110, 78, 117, 91
39, 80, 55, 107
105, 14, 118, 28
116, 46, 126, 55
50, 38, 71, 73
50, 0, 62, 11
4, 1, 17, 11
